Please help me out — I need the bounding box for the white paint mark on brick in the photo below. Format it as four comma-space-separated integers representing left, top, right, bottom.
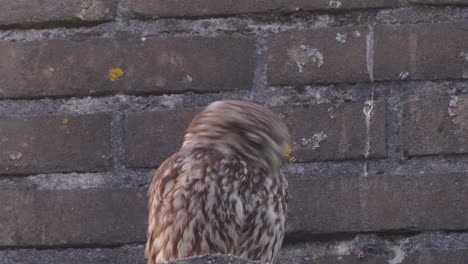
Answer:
183, 74, 193, 83
363, 92, 375, 161
288, 45, 324, 73
459, 51, 468, 62
9, 152, 23, 160
399, 71, 409, 80
301, 132, 328, 150
389, 246, 406, 264
448, 96, 460, 117
366, 27, 375, 81
353, 31, 361, 38
329, 0, 342, 8
333, 241, 352, 255
328, 107, 336, 119
336, 33, 347, 44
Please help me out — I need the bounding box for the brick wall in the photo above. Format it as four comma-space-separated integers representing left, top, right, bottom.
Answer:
1, 1, 468, 263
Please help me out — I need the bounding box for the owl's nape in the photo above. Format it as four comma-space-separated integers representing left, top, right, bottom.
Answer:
146, 100, 290, 264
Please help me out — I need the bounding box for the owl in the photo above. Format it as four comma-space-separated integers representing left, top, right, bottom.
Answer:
145, 100, 290, 264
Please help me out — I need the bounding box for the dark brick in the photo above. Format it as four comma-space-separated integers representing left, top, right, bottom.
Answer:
401, 97, 468, 157
0, 36, 253, 99
374, 23, 468, 81
132, 0, 399, 17
124, 102, 387, 168
124, 109, 199, 168
267, 27, 371, 86
0, 246, 145, 264
0, 249, 263, 264
286, 175, 362, 234
402, 249, 468, 264
409, 0, 468, 5
4, 174, 468, 247
0, 188, 146, 247
0, 0, 116, 27
276, 102, 386, 162
287, 173, 468, 234
364, 173, 468, 231
0, 114, 111, 175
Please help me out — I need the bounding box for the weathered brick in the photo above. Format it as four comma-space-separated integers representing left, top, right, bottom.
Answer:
267, 27, 371, 86
374, 23, 468, 81
0, 36, 253, 99
0, 246, 145, 264
132, 0, 399, 18
0, 0, 116, 27
124, 102, 386, 168
124, 109, 199, 168
401, 97, 468, 157
364, 173, 468, 231
0, 188, 146, 246
276, 102, 386, 162
286, 175, 361, 234
402, 250, 468, 264
0, 250, 263, 264
409, 0, 468, 5
4, 173, 468, 247
0, 114, 111, 175
287, 173, 468, 233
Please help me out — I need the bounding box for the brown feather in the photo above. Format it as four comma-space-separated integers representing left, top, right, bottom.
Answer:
146, 100, 290, 264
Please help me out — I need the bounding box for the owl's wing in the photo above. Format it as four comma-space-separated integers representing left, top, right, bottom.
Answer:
145, 152, 181, 263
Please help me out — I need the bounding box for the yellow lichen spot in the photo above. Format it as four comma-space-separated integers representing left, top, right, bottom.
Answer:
283, 148, 293, 158
283, 148, 297, 163
89, 89, 97, 94
0, 88, 4, 96
62, 118, 69, 125
109, 68, 124, 81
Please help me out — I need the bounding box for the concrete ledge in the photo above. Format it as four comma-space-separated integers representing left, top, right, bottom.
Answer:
168, 254, 264, 264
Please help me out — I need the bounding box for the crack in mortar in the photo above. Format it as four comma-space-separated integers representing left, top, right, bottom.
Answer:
366, 26, 375, 82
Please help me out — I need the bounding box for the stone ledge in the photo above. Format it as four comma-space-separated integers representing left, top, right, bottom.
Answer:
168, 254, 264, 263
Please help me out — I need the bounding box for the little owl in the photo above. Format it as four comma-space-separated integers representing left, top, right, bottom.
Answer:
145, 100, 290, 264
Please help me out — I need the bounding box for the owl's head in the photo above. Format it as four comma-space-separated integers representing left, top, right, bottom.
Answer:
183, 100, 290, 171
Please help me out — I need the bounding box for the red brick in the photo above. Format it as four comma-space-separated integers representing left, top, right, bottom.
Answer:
0, 0, 116, 27
0, 36, 253, 99
401, 97, 468, 157
276, 102, 386, 162
0, 114, 111, 175
0, 188, 146, 246
132, 0, 399, 17
124, 109, 199, 168
374, 23, 468, 81
287, 173, 468, 234
267, 27, 370, 86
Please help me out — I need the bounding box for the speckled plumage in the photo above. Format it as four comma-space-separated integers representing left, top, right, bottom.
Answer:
146, 100, 290, 264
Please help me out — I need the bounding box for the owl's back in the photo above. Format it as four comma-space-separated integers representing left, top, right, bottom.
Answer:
146, 148, 288, 264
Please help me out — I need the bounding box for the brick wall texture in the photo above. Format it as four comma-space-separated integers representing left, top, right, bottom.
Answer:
1, 0, 468, 263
